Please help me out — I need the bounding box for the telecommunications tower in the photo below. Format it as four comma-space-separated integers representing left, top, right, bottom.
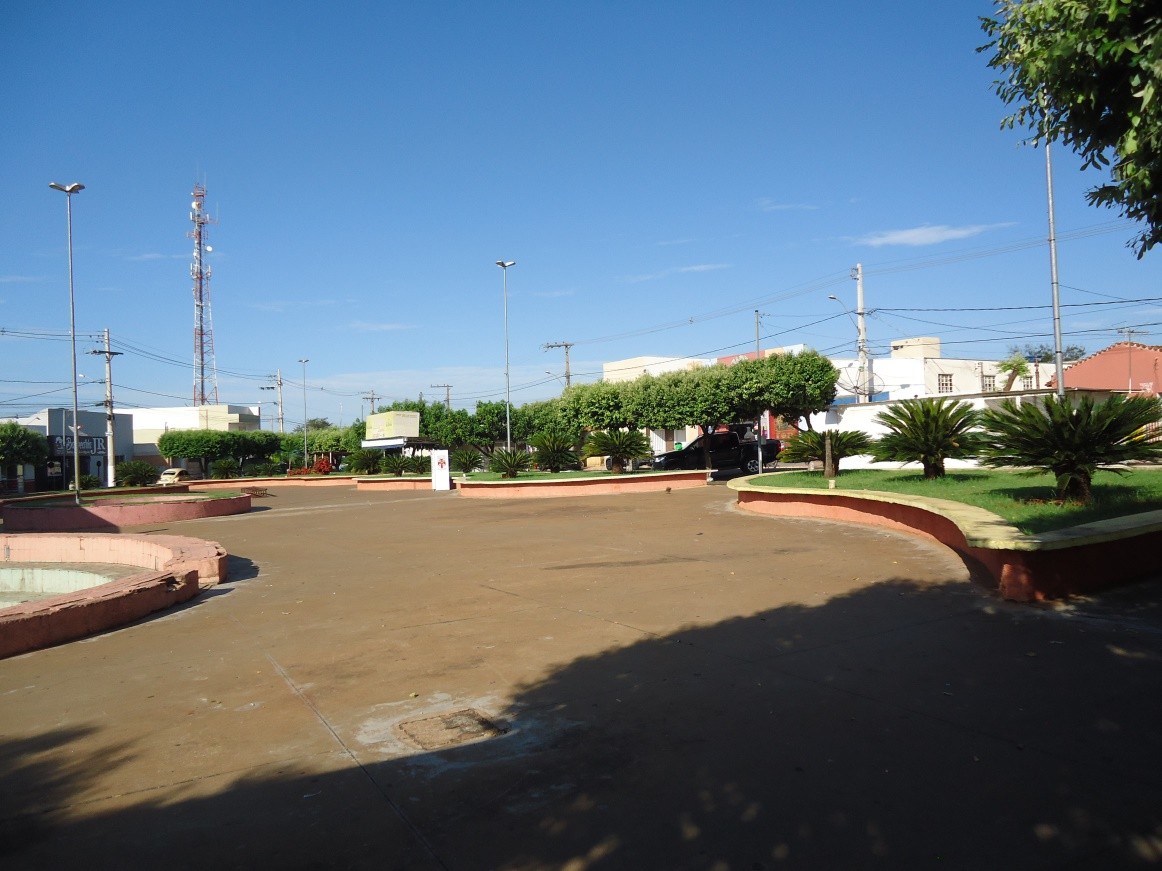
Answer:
189, 183, 219, 405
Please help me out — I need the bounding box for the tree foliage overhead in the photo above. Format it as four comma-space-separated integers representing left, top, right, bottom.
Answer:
980, 1, 1162, 256
1008, 343, 1087, 363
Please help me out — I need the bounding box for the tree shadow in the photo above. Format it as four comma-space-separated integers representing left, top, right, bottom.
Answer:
4, 578, 1162, 868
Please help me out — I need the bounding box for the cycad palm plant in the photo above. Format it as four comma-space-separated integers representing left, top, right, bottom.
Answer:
779, 429, 872, 474
979, 393, 1162, 502
529, 431, 579, 473
871, 397, 981, 479
489, 448, 533, 479
584, 429, 651, 474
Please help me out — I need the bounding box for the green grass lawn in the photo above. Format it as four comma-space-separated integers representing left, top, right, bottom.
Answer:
751, 467, 1162, 534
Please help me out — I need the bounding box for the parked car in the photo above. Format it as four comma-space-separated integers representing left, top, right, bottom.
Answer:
157, 468, 191, 485
652, 431, 781, 474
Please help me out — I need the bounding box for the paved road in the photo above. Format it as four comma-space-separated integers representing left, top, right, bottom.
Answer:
2, 485, 1161, 869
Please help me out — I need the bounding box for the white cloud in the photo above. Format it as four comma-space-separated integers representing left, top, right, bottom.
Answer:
856, 223, 1013, 247
625, 263, 732, 283
757, 198, 818, 212
531, 289, 575, 298
0, 275, 40, 284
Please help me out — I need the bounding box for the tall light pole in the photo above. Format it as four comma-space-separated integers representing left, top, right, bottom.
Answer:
49, 182, 85, 504
1045, 142, 1066, 398
496, 260, 515, 450
298, 359, 309, 468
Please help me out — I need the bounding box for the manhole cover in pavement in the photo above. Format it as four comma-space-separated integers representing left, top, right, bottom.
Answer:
397, 708, 506, 750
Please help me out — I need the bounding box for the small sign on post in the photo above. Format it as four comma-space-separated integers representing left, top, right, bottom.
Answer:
431, 450, 451, 491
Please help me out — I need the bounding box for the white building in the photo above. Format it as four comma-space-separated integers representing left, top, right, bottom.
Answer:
121, 404, 262, 470
0, 408, 134, 491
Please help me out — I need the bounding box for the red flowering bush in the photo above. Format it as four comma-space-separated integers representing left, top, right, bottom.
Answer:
312, 457, 332, 475
287, 466, 312, 477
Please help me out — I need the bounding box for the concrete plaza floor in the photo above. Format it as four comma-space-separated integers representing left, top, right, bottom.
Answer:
2, 484, 1161, 869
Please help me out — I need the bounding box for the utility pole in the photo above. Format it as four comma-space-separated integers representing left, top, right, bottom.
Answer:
87, 328, 122, 487
543, 341, 573, 388
1120, 327, 1141, 393
260, 369, 285, 432
362, 389, 379, 419
851, 263, 870, 403
430, 384, 452, 410
1045, 140, 1066, 399
754, 311, 765, 473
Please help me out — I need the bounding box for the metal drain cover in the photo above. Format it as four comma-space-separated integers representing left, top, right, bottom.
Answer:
397, 708, 505, 750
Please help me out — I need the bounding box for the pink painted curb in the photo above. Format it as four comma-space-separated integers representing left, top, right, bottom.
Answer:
0, 533, 229, 659
1, 494, 251, 532
457, 470, 707, 499
729, 479, 1162, 602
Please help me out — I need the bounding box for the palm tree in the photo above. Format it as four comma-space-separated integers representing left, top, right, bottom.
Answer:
779, 429, 872, 474
871, 398, 981, 479
529, 431, 579, 473
979, 393, 1162, 502
583, 429, 651, 474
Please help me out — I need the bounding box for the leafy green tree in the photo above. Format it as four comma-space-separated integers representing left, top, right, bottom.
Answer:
0, 422, 48, 471
339, 420, 367, 454
779, 430, 872, 474
1008, 343, 1086, 363
871, 398, 982, 479
489, 448, 533, 478
583, 429, 651, 474
230, 431, 282, 467
114, 460, 159, 487
766, 350, 840, 429
981, 1, 1162, 255
979, 393, 1162, 502
996, 352, 1031, 391
471, 401, 512, 450
559, 381, 637, 432
530, 431, 579, 473
157, 429, 232, 472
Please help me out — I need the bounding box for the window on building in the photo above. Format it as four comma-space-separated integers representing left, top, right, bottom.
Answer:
938, 373, 953, 394
1021, 376, 1033, 391
982, 375, 996, 392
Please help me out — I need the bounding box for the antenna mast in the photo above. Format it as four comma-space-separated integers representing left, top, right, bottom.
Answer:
189, 183, 219, 405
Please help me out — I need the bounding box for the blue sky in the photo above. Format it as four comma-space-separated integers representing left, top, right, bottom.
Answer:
3, 2, 1159, 429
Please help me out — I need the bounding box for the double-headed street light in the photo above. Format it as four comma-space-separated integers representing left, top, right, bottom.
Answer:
49, 182, 85, 503
496, 260, 515, 450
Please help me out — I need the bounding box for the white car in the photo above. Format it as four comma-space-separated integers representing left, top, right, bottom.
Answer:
157, 468, 191, 485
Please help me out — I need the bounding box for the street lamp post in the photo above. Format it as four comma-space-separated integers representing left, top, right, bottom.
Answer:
298, 359, 309, 469
49, 181, 85, 504
496, 260, 515, 450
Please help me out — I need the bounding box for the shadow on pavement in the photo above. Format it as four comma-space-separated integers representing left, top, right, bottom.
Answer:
3, 578, 1161, 869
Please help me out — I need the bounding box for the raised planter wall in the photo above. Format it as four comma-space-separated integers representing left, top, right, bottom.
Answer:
731, 482, 1162, 601
457, 470, 707, 499
356, 477, 455, 491
0, 533, 229, 659
1, 494, 251, 532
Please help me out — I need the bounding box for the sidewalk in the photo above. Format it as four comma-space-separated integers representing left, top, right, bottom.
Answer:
2, 485, 1160, 869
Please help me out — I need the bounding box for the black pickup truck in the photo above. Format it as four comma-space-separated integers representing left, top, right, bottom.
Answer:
651, 431, 781, 474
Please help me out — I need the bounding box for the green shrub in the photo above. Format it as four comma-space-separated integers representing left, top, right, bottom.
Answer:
489, 448, 533, 478
406, 453, 428, 474
530, 431, 579, 473
115, 460, 159, 487
345, 449, 382, 474
583, 429, 651, 474
871, 398, 981, 479
242, 461, 278, 477
210, 458, 238, 479
979, 393, 1162, 502
78, 474, 103, 490
380, 453, 409, 476
779, 430, 872, 473
451, 447, 483, 474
